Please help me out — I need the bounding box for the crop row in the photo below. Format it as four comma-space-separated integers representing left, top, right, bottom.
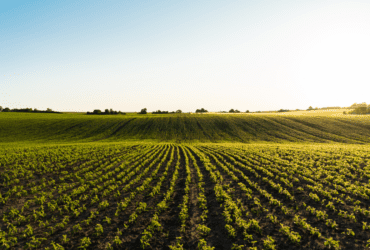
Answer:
1, 143, 370, 249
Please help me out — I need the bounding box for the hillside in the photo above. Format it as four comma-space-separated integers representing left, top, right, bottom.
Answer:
1, 112, 370, 144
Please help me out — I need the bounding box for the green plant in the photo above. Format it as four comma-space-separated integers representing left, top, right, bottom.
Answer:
99, 200, 109, 210
326, 219, 338, 230
225, 224, 236, 238
342, 228, 355, 236
197, 239, 215, 250
105, 243, 113, 250
24, 225, 33, 237
266, 214, 278, 224
51, 241, 65, 250
140, 230, 152, 249
324, 237, 340, 249
103, 216, 111, 224
113, 236, 122, 246
366, 239, 370, 248
72, 224, 82, 234
26, 236, 47, 249
95, 224, 104, 236
78, 237, 91, 250
129, 212, 138, 224
169, 237, 183, 250
197, 224, 211, 236
263, 235, 276, 250
61, 235, 69, 244
231, 243, 245, 250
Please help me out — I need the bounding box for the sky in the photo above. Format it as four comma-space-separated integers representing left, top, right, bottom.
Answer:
1, 0, 370, 112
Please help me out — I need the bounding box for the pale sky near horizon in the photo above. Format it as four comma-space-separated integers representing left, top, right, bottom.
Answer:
1, 1, 370, 112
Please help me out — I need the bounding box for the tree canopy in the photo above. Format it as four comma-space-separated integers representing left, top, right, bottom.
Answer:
87, 109, 125, 115
195, 108, 208, 113
278, 109, 289, 112
348, 106, 370, 115
0, 107, 59, 113
152, 110, 169, 114
139, 108, 147, 114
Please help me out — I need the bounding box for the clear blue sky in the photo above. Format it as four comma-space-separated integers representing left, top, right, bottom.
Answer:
1, 0, 370, 112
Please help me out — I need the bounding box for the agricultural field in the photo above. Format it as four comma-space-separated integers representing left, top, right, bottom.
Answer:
1, 112, 370, 145
1, 142, 370, 249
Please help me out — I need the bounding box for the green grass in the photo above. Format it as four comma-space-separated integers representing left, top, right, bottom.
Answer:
1, 112, 370, 146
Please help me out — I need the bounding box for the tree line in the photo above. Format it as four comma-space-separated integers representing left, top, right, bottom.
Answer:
137, 108, 182, 114
87, 109, 126, 115
344, 106, 370, 115
138, 108, 250, 114
0, 106, 59, 113
3, 105, 359, 115
152, 110, 182, 114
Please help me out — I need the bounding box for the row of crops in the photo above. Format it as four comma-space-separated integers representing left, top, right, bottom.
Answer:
1, 143, 370, 249
2, 112, 370, 143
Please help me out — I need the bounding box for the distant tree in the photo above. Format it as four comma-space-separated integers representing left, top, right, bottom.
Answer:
245, 110, 249, 113
139, 108, 147, 114
176, 109, 182, 113
3, 107, 10, 112
235, 110, 240, 113
307, 106, 313, 110
349, 106, 369, 115
278, 109, 289, 112
152, 110, 170, 114
87, 109, 121, 115
315, 107, 318, 110
195, 108, 208, 113
46, 108, 53, 112
229, 109, 235, 113
351, 102, 367, 109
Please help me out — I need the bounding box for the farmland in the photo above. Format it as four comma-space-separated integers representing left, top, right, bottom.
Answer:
1, 142, 370, 249
1, 111, 370, 145
1, 112, 370, 249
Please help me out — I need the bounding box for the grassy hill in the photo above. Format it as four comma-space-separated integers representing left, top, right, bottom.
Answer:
1, 111, 370, 145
